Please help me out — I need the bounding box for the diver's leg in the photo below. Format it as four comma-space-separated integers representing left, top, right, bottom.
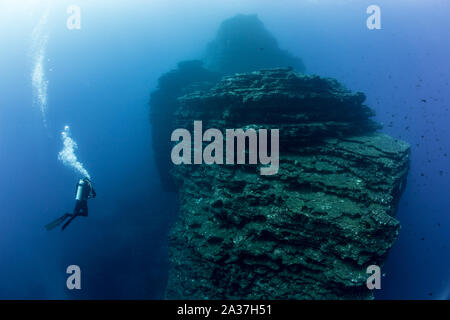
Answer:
45, 213, 72, 231
73, 200, 82, 215
61, 214, 77, 231
80, 201, 88, 217
60, 201, 82, 231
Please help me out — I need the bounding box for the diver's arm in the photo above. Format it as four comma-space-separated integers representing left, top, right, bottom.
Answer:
87, 180, 96, 198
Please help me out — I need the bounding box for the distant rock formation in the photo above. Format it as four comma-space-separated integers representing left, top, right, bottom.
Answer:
150, 14, 305, 191
204, 14, 305, 74
164, 69, 410, 299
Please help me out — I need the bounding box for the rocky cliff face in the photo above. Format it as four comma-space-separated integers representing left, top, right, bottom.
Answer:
150, 61, 221, 190
164, 68, 410, 299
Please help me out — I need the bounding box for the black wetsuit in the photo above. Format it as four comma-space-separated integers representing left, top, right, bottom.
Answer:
61, 179, 96, 230
73, 180, 95, 217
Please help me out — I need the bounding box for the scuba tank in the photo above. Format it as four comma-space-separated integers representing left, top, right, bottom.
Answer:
75, 179, 87, 201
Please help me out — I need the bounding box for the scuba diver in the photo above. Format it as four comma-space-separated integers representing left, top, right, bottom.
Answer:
45, 177, 96, 231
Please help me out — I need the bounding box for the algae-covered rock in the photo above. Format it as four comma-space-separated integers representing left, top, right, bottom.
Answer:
164, 68, 410, 299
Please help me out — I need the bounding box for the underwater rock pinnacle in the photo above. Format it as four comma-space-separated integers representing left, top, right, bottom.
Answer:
163, 68, 410, 299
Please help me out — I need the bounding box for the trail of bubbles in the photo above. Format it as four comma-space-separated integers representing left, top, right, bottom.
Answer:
30, 8, 50, 127
58, 126, 91, 179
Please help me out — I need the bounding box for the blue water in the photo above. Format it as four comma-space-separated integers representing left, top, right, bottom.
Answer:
0, 0, 448, 299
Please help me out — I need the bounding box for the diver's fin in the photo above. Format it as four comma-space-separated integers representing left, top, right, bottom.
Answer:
45, 213, 71, 231
61, 215, 77, 231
